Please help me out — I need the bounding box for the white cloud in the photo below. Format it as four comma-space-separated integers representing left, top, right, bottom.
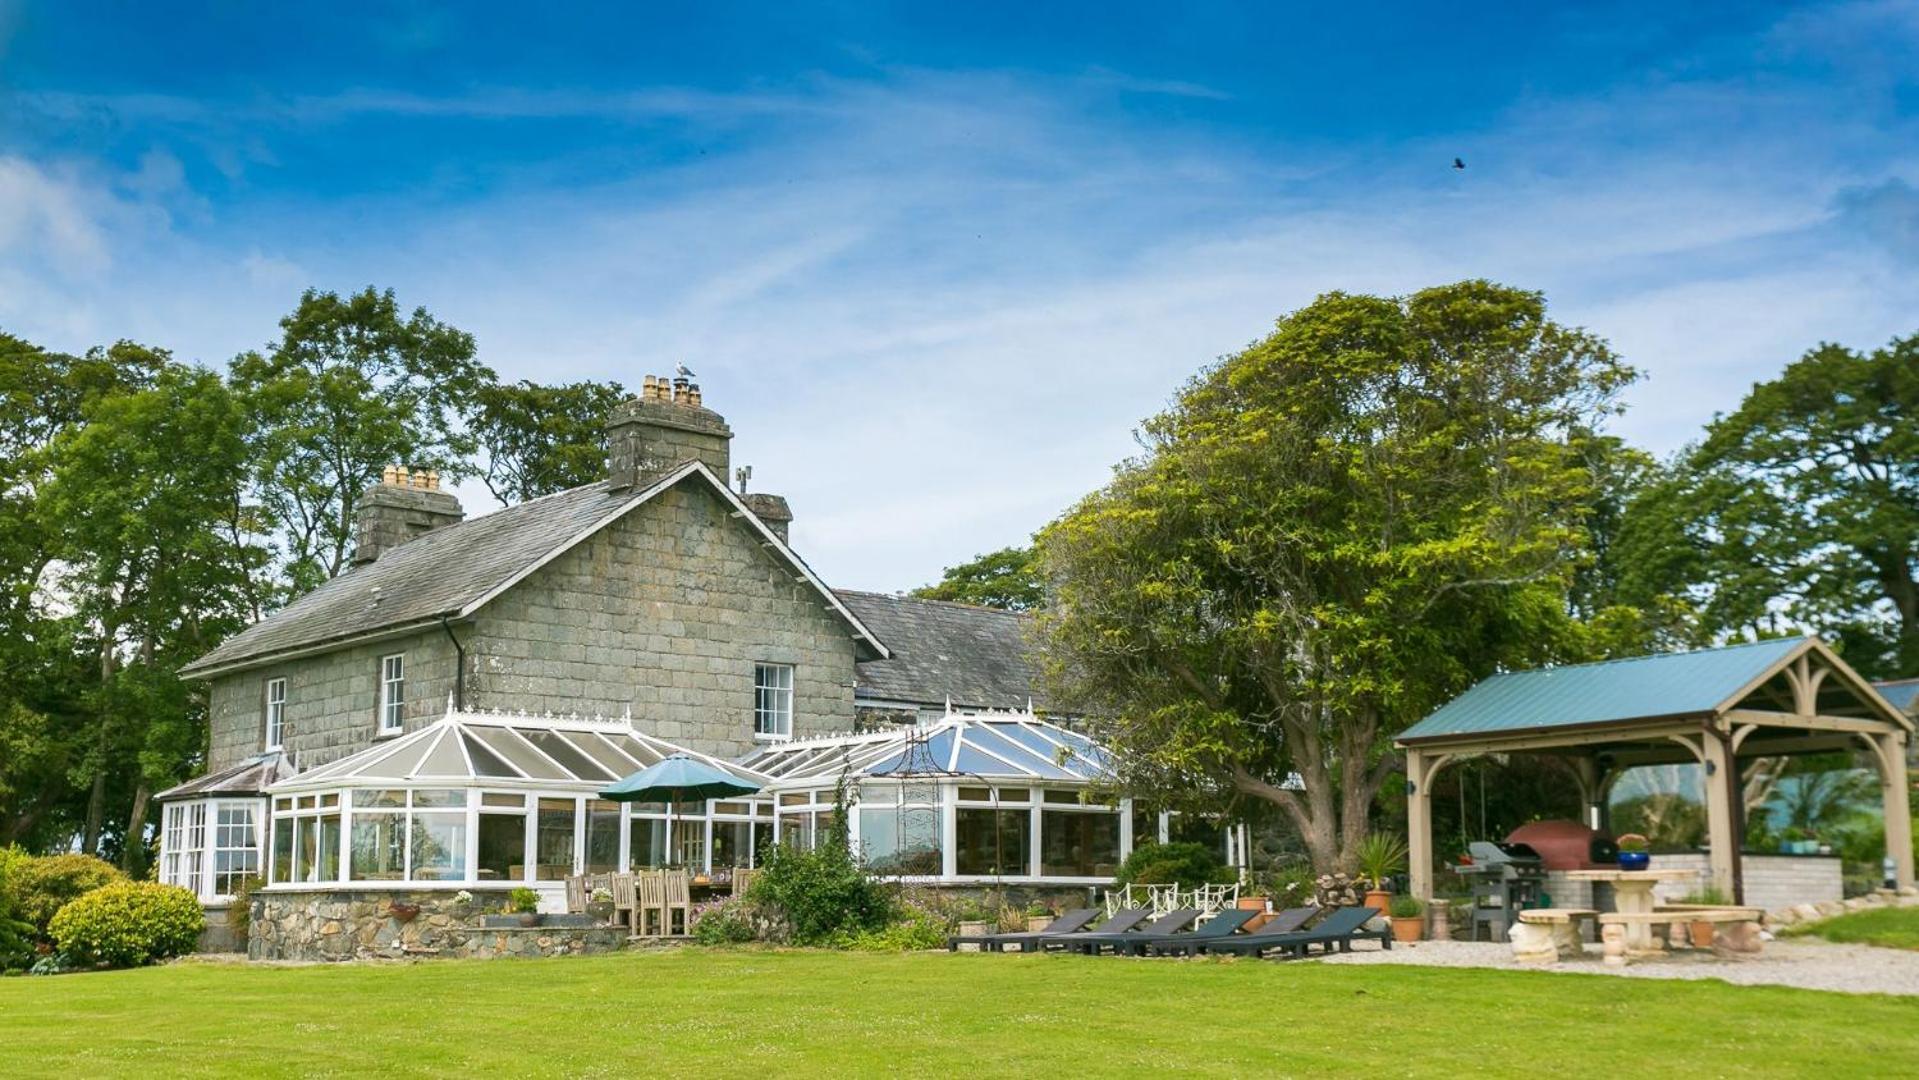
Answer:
2, 37, 1915, 591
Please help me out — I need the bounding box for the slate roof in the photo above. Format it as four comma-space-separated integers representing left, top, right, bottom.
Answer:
835, 591, 1043, 711
1397, 637, 1815, 743
156, 752, 294, 801
182, 463, 886, 677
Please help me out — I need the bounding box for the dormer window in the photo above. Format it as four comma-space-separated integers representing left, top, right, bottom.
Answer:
264, 678, 286, 750
379, 654, 405, 734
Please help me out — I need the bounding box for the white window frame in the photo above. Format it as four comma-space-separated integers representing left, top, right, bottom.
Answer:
753, 663, 794, 740
212, 801, 261, 897
379, 654, 406, 734
264, 678, 286, 751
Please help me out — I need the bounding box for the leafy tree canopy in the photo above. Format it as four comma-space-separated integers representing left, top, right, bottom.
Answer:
471, 378, 626, 503
1616, 335, 1919, 678
1036, 281, 1642, 872
231, 287, 492, 595
910, 546, 1044, 611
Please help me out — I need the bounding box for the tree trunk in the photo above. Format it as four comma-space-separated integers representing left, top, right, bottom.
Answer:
121, 783, 150, 875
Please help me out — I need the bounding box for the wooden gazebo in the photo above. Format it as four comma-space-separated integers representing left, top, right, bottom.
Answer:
1396, 636, 1914, 904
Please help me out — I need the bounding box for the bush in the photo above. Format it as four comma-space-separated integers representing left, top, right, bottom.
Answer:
831, 902, 950, 952
690, 898, 763, 945
749, 840, 892, 946
7, 853, 127, 935
1114, 841, 1236, 890
49, 882, 204, 968
226, 875, 265, 943
1388, 894, 1424, 919
508, 886, 540, 914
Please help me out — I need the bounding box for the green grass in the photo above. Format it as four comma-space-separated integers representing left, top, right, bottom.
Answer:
2, 948, 1915, 1078
1784, 906, 1919, 951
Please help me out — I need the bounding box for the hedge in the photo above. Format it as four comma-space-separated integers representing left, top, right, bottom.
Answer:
6, 853, 127, 935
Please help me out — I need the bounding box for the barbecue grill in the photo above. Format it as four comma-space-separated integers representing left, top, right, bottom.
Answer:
1455, 840, 1545, 942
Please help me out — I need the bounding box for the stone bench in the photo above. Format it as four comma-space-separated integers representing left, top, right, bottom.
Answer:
1599, 909, 1763, 965
1509, 908, 1598, 964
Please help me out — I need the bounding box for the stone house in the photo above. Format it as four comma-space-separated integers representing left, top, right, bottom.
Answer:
154, 378, 1155, 955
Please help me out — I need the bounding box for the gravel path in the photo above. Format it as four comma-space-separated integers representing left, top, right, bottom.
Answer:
1314, 938, 1919, 996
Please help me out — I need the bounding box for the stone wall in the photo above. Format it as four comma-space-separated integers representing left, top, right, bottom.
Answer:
251, 888, 629, 961
464, 482, 859, 756
209, 627, 458, 772
1645, 852, 1844, 912
207, 476, 862, 771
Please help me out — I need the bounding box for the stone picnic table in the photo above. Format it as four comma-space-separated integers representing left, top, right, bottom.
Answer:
1565, 867, 1699, 957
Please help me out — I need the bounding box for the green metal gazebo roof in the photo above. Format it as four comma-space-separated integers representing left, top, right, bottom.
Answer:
1397, 636, 1814, 744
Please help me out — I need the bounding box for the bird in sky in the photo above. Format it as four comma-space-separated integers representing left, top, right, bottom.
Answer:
1453, 157, 1466, 170
676, 361, 697, 379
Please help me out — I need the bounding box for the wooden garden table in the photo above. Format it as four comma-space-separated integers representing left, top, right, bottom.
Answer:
1565, 868, 1698, 956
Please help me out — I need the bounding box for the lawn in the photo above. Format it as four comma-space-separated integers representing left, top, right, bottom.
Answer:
2, 948, 1916, 1078
1784, 906, 1919, 951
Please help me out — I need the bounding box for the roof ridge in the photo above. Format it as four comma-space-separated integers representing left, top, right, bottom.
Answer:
836, 588, 1032, 618
1482, 635, 1810, 680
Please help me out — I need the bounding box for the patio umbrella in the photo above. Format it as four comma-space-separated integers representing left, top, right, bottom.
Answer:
599, 754, 761, 868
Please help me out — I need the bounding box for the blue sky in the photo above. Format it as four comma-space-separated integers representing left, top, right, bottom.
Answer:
3, 2, 1917, 589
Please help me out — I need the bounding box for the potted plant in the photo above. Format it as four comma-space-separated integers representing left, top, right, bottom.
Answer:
510, 886, 542, 928
1354, 832, 1408, 912
1616, 833, 1651, 871
587, 887, 615, 924
1388, 894, 1425, 943
1676, 886, 1729, 948
387, 900, 421, 924
1024, 903, 1053, 932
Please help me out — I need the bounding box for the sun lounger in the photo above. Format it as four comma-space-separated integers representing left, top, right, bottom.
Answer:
946, 907, 1103, 953
1151, 905, 1320, 957
1055, 908, 1201, 955
1115, 907, 1258, 957
1205, 905, 1386, 959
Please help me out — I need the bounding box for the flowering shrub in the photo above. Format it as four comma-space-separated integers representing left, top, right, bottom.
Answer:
750, 840, 891, 946
690, 897, 761, 945
49, 882, 204, 968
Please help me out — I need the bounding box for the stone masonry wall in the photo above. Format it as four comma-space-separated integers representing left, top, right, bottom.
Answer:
207, 477, 859, 770
467, 482, 858, 755
251, 889, 628, 961
209, 628, 458, 772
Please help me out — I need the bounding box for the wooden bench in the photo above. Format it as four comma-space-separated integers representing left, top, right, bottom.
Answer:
1509, 908, 1598, 963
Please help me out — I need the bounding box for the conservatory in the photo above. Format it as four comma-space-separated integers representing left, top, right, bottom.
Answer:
259, 708, 777, 898
738, 710, 1252, 885
256, 705, 1248, 897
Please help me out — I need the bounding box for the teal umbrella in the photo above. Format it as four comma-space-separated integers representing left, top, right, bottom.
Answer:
600, 755, 761, 869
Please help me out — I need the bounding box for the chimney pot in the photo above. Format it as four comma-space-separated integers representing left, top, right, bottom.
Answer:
383, 464, 399, 485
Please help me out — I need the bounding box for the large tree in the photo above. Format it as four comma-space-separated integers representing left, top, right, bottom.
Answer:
42, 360, 262, 868
910, 545, 1044, 611
1617, 335, 1919, 678
231, 287, 492, 596
470, 378, 627, 503
1036, 281, 1639, 873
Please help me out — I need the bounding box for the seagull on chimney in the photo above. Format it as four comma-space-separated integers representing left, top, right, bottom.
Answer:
676, 361, 697, 379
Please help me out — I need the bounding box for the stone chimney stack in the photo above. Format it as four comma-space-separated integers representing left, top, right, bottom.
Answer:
353, 466, 464, 565
741, 492, 793, 544
606, 373, 732, 489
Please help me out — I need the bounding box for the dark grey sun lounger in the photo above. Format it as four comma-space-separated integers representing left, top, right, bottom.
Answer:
1152, 905, 1320, 957
1054, 907, 1201, 955
1118, 906, 1258, 957
1204, 905, 1387, 959
947, 907, 1101, 953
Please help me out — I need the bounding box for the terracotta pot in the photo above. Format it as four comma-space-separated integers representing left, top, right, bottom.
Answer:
1364, 889, 1392, 913
1390, 916, 1423, 943
1027, 915, 1052, 932
518, 912, 542, 928
1236, 896, 1270, 911
1688, 920, 1715, 949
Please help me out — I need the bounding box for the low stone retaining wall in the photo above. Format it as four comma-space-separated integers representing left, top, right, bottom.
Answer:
250, 888, 628, 961
1765, 885, 1919, 929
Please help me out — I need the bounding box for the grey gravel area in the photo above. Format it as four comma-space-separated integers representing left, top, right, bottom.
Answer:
1313, 938, 1919, 996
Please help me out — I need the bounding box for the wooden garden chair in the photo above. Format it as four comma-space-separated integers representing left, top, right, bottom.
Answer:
663, 870, 693, 936
610, 873, 637, 934
564, 874, 588, 913
634, 870, 668, 937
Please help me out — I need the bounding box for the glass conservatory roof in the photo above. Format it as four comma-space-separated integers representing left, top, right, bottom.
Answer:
275, 708, 771, 792
737, 712, 1114, 785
